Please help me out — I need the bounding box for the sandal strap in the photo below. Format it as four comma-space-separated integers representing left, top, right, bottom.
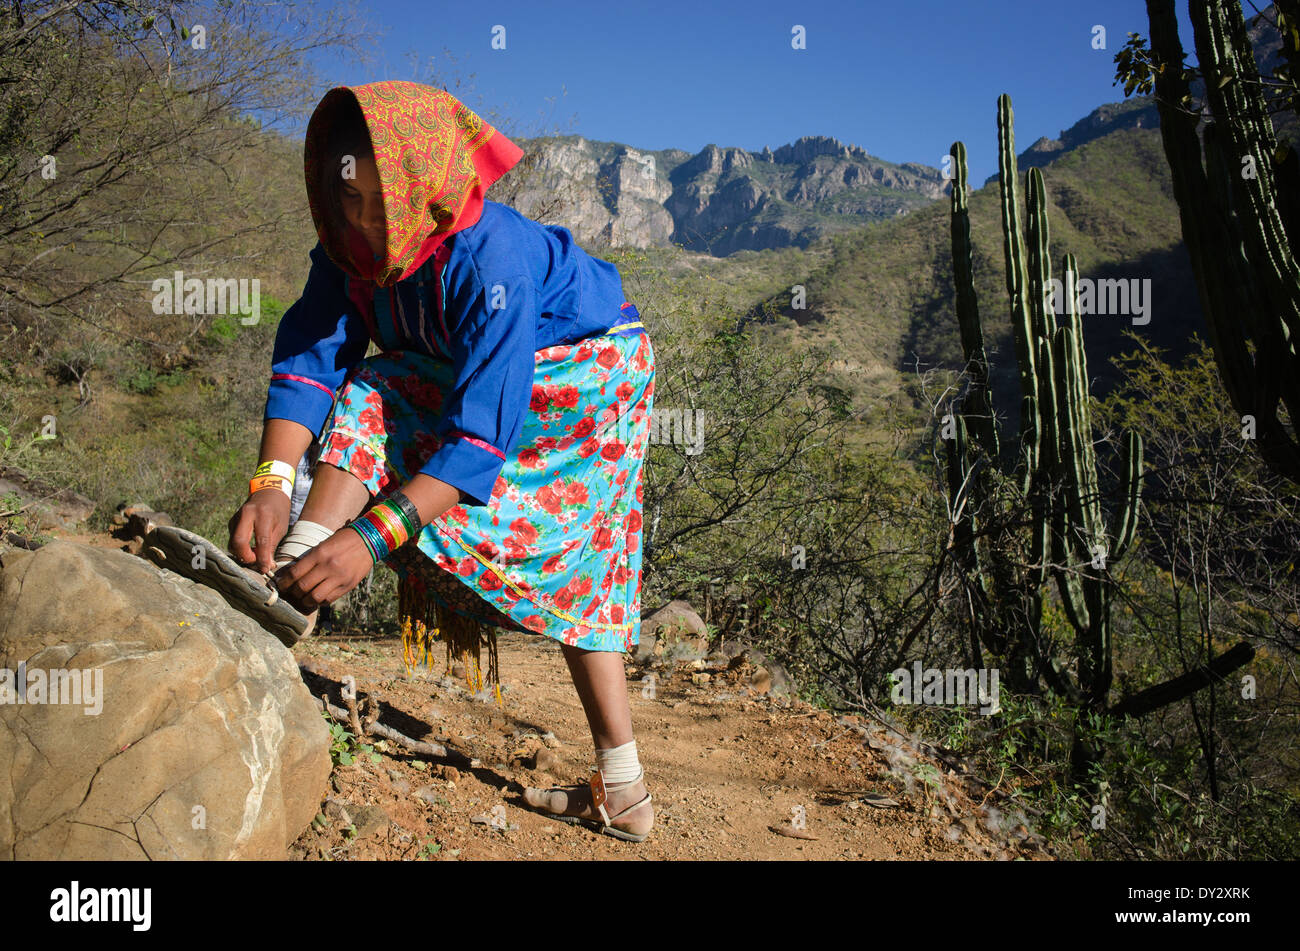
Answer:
603, 791, 652, 826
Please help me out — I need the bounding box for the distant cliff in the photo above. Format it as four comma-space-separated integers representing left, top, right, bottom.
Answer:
509, 133, 946, 257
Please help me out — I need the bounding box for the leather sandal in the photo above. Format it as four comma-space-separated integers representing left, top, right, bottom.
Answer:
525, 766, 654, 843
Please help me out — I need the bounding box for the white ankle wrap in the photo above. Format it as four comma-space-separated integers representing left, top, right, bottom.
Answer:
595, 739, 641, 786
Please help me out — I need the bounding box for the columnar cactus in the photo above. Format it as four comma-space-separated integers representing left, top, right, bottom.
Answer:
1142, 0, 1300, 485
944, 94, 1144, 711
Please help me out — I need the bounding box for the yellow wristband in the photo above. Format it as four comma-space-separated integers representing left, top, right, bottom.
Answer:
254, 459, 297, 485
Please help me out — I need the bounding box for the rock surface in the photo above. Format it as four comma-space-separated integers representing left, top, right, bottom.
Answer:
0, 540, 331, 859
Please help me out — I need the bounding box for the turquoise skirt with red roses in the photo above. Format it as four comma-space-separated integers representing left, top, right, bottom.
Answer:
314, 329, 654, 656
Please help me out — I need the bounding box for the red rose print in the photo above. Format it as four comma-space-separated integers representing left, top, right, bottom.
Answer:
616, 381, 634, 401
530, 385, 551, 413
563, 481, 589, 505
537, 436, 558, 451
624, 509, 642, 533
543, 553, 566, 574
575, 343, 594, 362
493, 476, 508, 498
458, 557, 476, 576
573, 417, 596, 438
479, 571, 503, 592
596, 346, 620, 369
475, 540, 499, 560
537, 484, 563, 514
555, 385, 580, 408
592, 526, 614, 551
611, 605, 624, 624
519, 448, 545, 470
577, 438, 600, 458
600, 440, 626, 462
358, 406, 384, 435
572, 575, 592, 597
351, 448, 376, 482
523, 615, 546, 633
636, 482, 643, 503
554, 587, 574, 610
510, 517, 538, 545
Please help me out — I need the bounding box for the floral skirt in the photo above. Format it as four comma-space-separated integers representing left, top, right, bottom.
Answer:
312, 331, 655, 665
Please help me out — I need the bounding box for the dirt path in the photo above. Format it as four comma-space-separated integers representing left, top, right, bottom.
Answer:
52, 525, 1053, 861
287, 628, 1053, 861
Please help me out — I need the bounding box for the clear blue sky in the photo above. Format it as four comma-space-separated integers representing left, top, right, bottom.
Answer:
312, 0, 1210, 183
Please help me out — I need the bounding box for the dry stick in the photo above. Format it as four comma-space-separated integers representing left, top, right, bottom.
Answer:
304, 663, 449, 759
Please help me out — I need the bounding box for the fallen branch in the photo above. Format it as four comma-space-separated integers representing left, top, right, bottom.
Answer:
300, 661, 450, 760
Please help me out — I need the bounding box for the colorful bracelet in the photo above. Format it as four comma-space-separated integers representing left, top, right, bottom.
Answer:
347, 497, 420, 563
387, 489, 424, 536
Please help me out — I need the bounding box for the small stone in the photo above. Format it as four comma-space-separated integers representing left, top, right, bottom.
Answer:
391, 778, 411, 796
750, 667, 772, 694
324, 799, 353, 826
451, 663, 467, 679
350, 804, 390, 839
436, 765, 461, 782
540, 825, 557, 835
533, 748, 560, 773
542, 732, 561, 749
692, 672, 711, 685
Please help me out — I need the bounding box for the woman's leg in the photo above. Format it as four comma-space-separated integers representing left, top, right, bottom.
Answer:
560, 644, 634, 749
297, 461, 372, 529
521, 645, 653, 837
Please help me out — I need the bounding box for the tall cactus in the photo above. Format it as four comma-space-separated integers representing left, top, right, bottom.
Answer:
1141, 0, 1300, 486
944, 94, 1144, 712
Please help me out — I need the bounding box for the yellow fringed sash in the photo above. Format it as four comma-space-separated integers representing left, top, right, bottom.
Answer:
398, 572, 502, 707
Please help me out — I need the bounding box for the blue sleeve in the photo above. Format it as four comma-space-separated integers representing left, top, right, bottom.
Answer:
263, 243, 372, 436
418, 271, 536, 507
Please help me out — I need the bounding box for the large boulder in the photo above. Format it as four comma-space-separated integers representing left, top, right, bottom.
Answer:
0, 465, 94, 532
0, 540, 331, 860
635, 599, 709, 662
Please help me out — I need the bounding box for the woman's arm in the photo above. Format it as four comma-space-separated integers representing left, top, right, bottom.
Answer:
400, 473, 467, 527
229, 418, 315, 571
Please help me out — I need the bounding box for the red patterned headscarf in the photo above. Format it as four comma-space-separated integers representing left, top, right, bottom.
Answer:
303, 81, 524, 289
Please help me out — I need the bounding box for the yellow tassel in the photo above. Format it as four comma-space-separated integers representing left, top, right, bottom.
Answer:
397, 570, 500, 690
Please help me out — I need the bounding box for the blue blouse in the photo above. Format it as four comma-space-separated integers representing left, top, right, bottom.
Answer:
263, 199, 643, 506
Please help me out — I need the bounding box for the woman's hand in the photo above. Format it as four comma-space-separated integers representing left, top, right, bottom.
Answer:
272, 526, 374, 613
229, 489, 291, 574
